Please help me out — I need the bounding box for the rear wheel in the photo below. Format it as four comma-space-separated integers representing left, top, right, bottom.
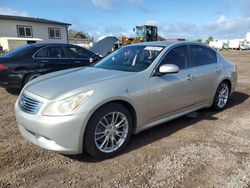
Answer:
212, 82, 230, 111
84, 103, 132, 159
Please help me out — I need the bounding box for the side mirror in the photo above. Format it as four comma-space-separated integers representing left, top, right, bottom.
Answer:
155, 64, 179, 76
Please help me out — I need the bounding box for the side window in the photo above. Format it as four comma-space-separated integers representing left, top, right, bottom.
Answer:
35, 47, 49, 58
35, 46, 65, 58
191, 45, 217, 66
162, 45, 190, 70
64, 46, 92, 58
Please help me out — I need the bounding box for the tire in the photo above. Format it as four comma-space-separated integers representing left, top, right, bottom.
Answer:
23, 73, 40, 86
84, 103, 133, 159
212, 82, 230, 111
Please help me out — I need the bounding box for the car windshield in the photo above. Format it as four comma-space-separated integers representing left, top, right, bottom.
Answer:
93, 45, 164, 72
4, 45, 34, 57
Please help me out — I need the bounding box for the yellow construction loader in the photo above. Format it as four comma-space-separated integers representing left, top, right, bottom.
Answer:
121, 25, 159, 45
112, 25, 166, 51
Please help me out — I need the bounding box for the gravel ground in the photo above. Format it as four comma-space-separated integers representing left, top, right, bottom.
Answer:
0, 51, 250, 188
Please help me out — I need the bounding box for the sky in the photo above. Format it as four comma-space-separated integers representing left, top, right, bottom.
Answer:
0, 0, 250, 40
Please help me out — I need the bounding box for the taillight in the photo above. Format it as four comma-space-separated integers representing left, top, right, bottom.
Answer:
0, 64, 8, 70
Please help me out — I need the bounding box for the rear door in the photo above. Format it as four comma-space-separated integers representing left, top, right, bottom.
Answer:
34, 45, 71, 73
149, 45, 196, 120
63, 45, 94, 67
189, 45, 222, 103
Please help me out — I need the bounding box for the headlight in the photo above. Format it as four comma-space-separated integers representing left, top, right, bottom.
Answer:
43, 90, 94, 116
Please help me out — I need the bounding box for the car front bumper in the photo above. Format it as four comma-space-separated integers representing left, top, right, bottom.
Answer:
15, 91, 89, 155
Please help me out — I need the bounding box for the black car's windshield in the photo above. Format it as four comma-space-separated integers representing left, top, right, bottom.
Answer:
93, 45, 164, 72
4, 45, 34, 57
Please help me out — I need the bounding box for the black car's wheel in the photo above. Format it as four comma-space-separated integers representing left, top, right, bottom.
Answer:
84, 103, 133, 159
212, 82, 230, 111
23, 73, 40, 86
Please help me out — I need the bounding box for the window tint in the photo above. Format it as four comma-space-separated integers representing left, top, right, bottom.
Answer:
35, 46, 65, 58
35, 48, 49, 58
162, 45, 190, 70
4, 45, 33, 57
65, 46, 92, 58
191, 45, 217, 66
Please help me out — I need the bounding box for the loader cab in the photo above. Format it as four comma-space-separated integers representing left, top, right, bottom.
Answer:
135, 25, 158, 42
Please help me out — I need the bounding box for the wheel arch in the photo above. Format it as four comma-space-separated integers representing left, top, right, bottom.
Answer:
22, 72, 41, 87
221, 78, 232, 94
82, 99, 138, 155
86, 99, 138, 135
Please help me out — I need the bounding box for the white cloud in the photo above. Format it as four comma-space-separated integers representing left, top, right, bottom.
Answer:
128, 0, 150, 13
204, 16, 250, 38
69, 14, 250, 41
0, 7, 28, 16
144, 20, 157, 26
90, 0, 150, 12
240, 0, 250, 16
156, 15, 250, 40
91, 0, 115, 10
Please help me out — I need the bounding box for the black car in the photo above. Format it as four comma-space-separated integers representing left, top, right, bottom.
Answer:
0, 43, 100, 89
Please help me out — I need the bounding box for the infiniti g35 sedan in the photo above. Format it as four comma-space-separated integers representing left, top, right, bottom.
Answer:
15, 41, 237, 159
0, 43, 100, 89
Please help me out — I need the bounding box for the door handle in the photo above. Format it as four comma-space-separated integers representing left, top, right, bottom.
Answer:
41, 60, 49, 63
186, 74, 195, 81
75, 61, 81, 63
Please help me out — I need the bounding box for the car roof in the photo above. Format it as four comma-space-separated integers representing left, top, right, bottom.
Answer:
129, 40, 185, 47
129, 41, 217, 51
29, 43, 75, 47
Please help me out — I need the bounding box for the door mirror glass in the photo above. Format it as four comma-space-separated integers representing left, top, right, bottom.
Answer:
159, 64, 179, 74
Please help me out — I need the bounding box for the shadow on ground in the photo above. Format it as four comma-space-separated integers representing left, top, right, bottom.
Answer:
56, 91, 250, 162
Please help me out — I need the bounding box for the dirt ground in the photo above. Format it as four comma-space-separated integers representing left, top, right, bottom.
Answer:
0, 51, 250, 188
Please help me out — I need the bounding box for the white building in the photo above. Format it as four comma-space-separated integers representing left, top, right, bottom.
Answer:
0, 15, 71, 51
246, 32, 250, 42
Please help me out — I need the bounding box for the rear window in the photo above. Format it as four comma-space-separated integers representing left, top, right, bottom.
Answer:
4, 45, 34, 57
190, 45, 217, 66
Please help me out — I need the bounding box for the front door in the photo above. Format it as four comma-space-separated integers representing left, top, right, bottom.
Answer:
149, 45, 196, 120
63, 45, 93, 67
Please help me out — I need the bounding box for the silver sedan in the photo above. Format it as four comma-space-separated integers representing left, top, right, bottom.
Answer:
15, 41, 237, 159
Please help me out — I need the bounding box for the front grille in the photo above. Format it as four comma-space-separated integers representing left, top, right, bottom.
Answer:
18, 95, 42, 114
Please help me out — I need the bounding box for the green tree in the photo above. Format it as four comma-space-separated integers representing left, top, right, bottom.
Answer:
68, 29, 92, 40
195, 39, 202, 43
205, 36, 213, 44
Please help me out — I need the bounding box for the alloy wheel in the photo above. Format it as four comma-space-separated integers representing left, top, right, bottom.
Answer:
94, 112, 129, 153
216, 83, 229, 108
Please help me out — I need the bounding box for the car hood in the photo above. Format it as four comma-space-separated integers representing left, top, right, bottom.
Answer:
25, 67, 135, 99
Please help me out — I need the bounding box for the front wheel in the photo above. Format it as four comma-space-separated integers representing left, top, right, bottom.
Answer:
84, 103, 133, 159
212, 82, 230, 111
